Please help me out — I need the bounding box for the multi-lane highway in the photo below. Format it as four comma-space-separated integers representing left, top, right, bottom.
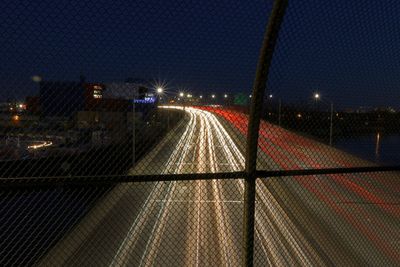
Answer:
40, 106, 400, 266
203, 106, 400, 266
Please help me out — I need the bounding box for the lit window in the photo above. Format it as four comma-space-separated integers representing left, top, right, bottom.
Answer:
93, 89, 102, 99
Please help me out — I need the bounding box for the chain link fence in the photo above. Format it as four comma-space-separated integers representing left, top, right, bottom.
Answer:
1, 0, 400, 266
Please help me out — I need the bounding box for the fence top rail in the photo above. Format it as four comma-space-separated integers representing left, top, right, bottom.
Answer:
0, 171, 245, 188
1, 165, 400, 189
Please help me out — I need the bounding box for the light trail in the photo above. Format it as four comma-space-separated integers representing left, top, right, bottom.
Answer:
27, 141, 53, 150
42, 105, 325, 266
159, 106, 321, 265
201, 106, 400, 265
110, 109, 198, 267
109, 182, 166, 267
179, 107, 308, 264
40, 106, 400, 266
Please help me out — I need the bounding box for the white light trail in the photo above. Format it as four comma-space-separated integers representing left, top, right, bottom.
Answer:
165, 106, 322, 265
111, 106, 321, 266
27, 141, 53, 150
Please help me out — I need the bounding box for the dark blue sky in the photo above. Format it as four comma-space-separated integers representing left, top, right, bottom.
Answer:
1, 0, 400, 109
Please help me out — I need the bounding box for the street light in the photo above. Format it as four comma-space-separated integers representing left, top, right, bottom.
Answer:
270, 95, 283, 127
224, 94, 228, 98
329, 102, 333, 146
179, 92, 184, 97
156, 87, 163, 94
31, 75, 42, 83
314, 93, 333, 146
211, 94, 216, 99
156, 87, 164, 104
268, 94, 282, 127
199, 95, 203, 99
132, 88, 136, 167
278, 98, 282, 127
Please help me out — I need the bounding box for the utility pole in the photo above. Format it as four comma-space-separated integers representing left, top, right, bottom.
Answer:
278, 98, 282, 127
329, 102, 333, 146
132, 89, 136, 167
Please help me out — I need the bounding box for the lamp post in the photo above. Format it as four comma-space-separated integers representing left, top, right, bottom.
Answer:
314, 93, 333, 146
278, 98, 282, 127
314, 92, 320, 110
156, 87, 164, 103
132, 89, 136, 167
179, 92, 184, 108
224, 94, 228, 106
268, 94, 282, 127
156, 87, 169, 129
329, 102, 333, 146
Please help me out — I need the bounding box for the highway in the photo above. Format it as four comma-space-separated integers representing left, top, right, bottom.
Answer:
40, 106, 400, 266
203, 106, 400, 266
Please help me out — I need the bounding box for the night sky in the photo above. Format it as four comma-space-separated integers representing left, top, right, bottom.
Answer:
1, 0, 400, 109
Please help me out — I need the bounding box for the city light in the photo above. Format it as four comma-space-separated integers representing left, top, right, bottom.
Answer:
179, 92, 184, 97
31, 75, 42, 83
134, 96, 156, 104
224, 94, 228, 98
314, 93, 320, 99
269, 94, 273, 98
27, 141, 53, 150
93, 89, 102, 99
249, 94, 252, 98
152, 80, 168, 96
187, 94, 192, 98
200, 95, 203, 99
211, 94, 216, 99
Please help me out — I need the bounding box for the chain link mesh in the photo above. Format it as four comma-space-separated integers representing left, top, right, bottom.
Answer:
259, 0, 400, 169
1, 0, 400, 266
39, 180, 244, 266
255, 173, 400, 266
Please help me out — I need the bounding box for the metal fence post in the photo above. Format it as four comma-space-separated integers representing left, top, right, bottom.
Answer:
243, 0, 288, 266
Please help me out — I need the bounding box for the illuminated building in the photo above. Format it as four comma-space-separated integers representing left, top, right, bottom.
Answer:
38, 78, 155, 118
